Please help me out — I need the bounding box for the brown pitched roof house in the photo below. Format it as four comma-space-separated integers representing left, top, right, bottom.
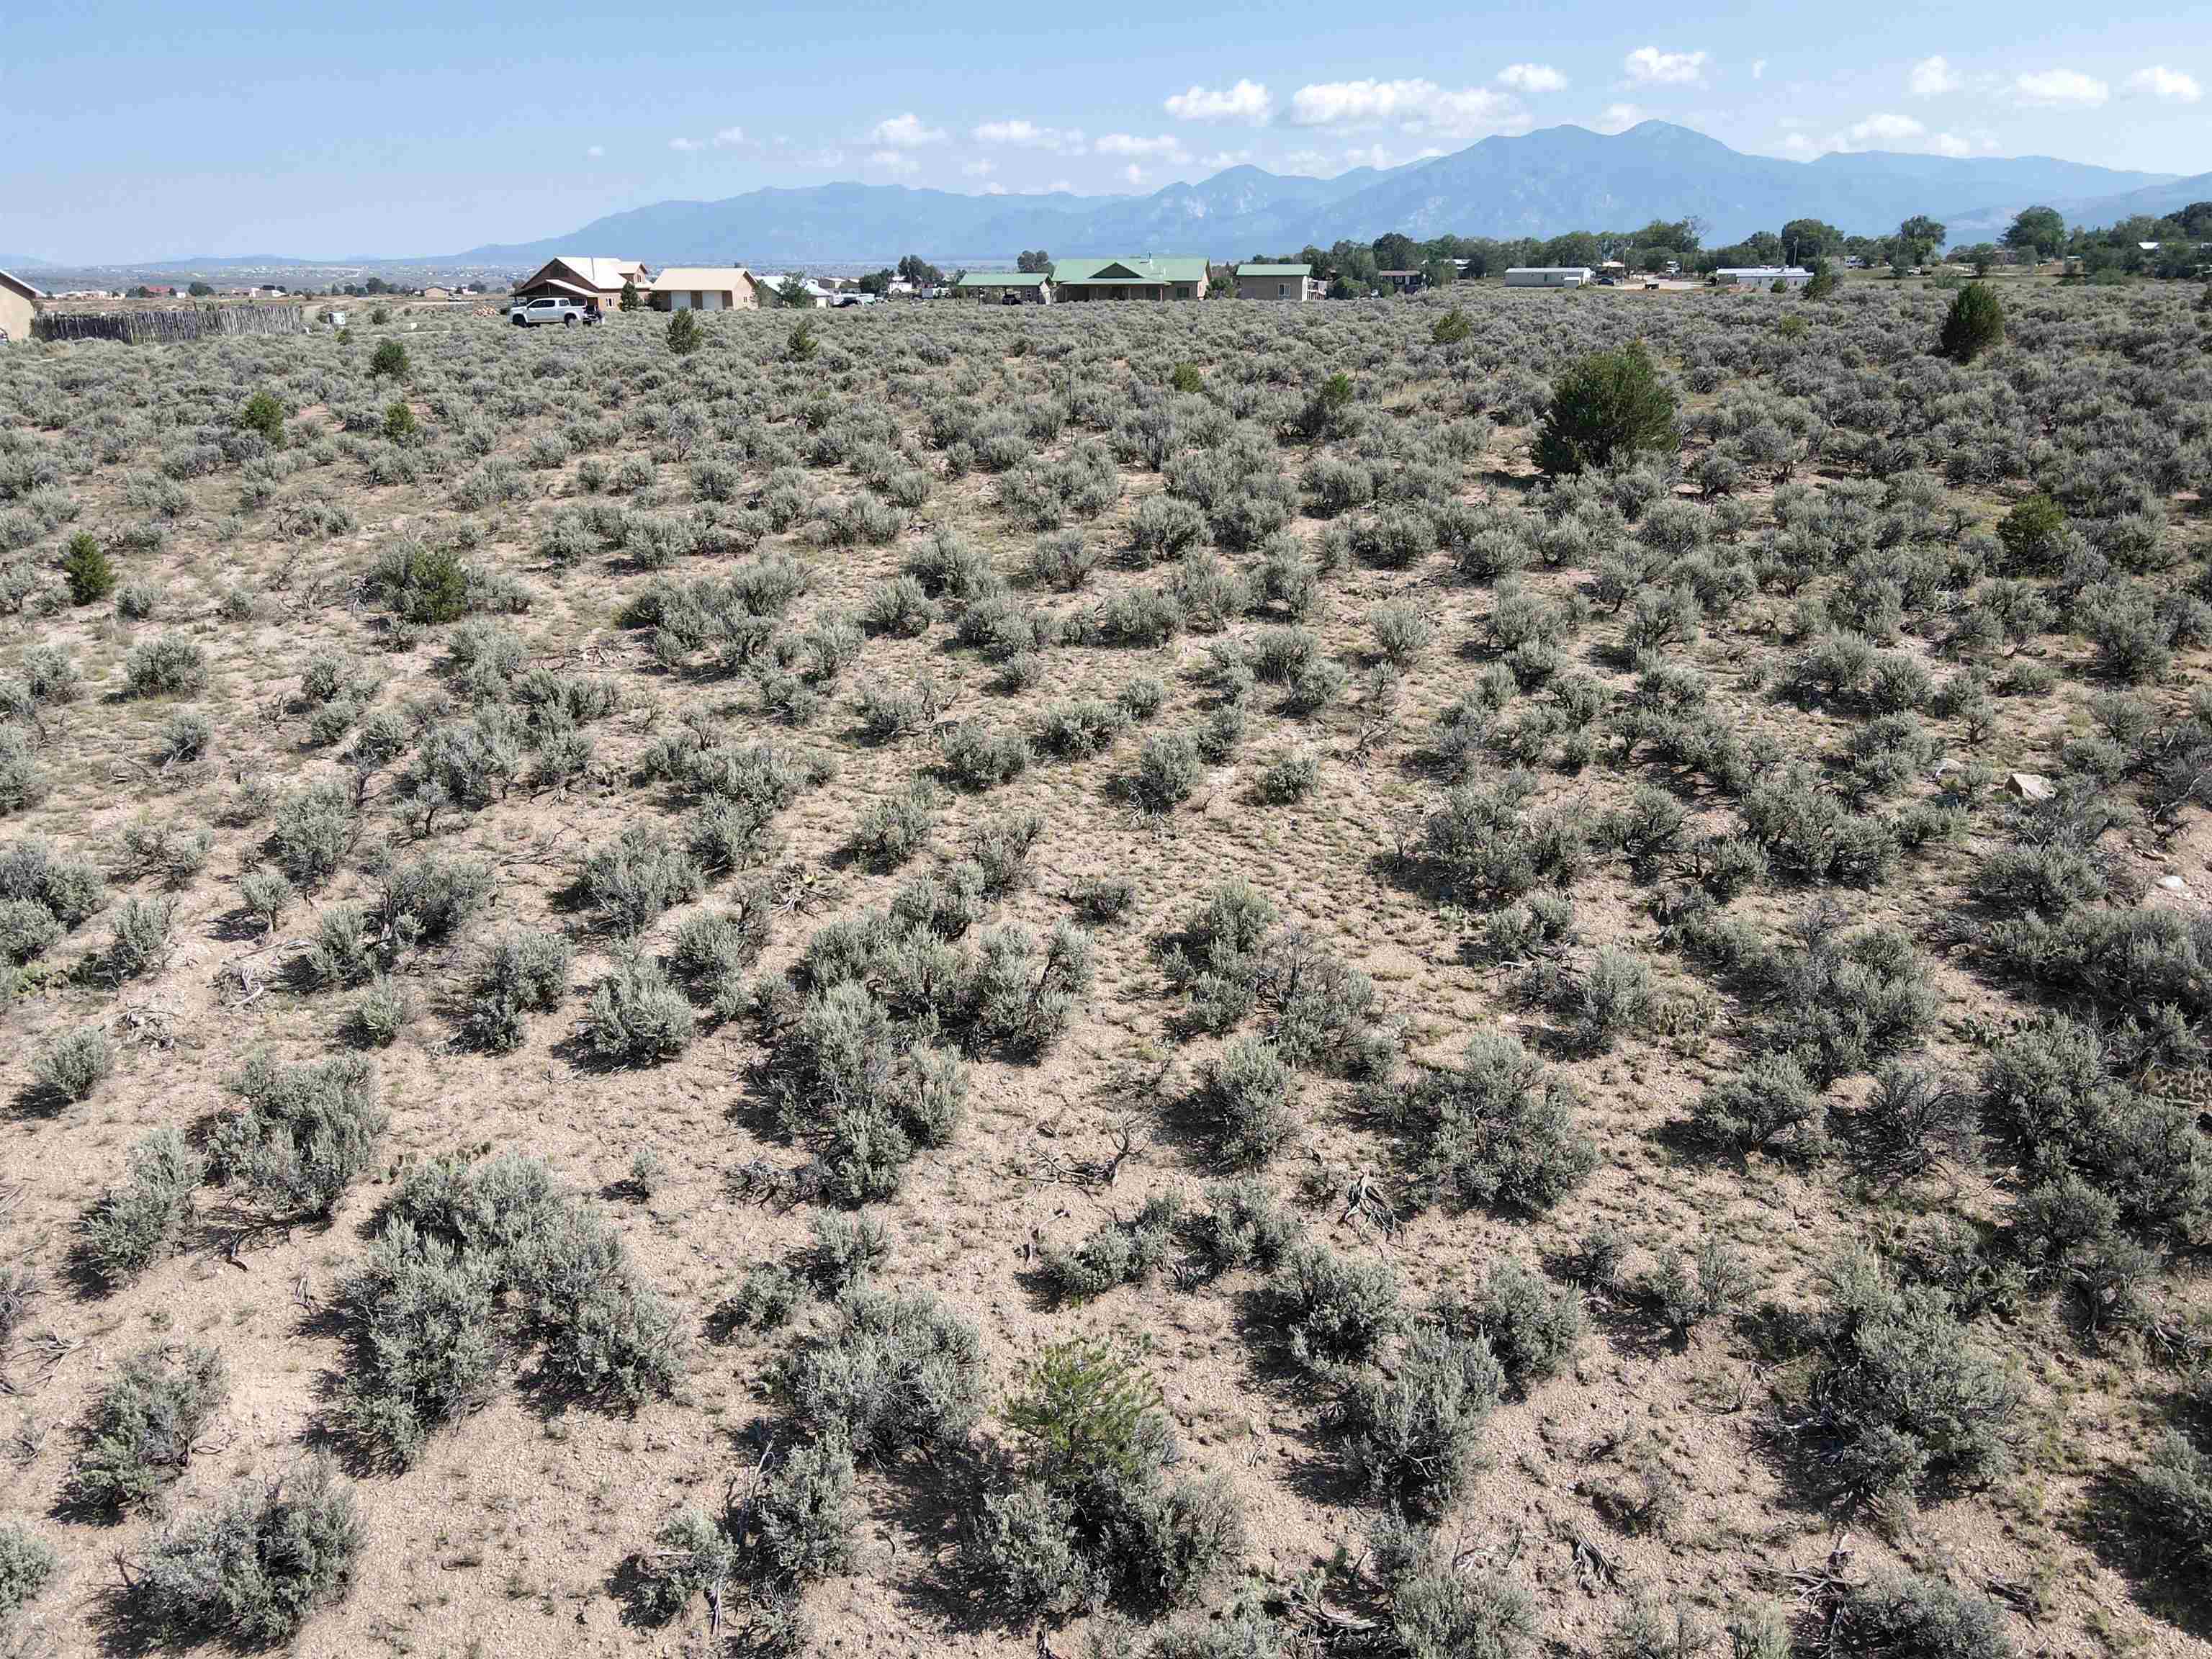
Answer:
513, 256, 650, 309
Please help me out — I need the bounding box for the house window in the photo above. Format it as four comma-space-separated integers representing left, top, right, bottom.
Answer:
1277, 282, 1287, 299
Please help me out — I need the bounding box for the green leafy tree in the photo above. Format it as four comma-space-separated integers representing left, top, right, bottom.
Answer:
1534, 341, 1679, 477
1938, 283, 2004, 363
665, 307, 701, 356
896, 253, 943, 288
618, 279, 639, 312
1964, 243, 2000, 276
777, 274, 813, 308
1432, 305, 1472, 345
1781, 218, 1843, 262
858, 269, 893, 296
1372, 231, 1420, 271
1016, 249, 1052, 274
186, 281, 213, 297
1805, 258, 1840, 300
1897, 215, 1947, 265
2004, 205, 2067, 260
382, 401, 418, 444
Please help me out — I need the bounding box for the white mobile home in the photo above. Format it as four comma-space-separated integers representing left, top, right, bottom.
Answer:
1504, 266, 1593, 288
1713, 266, 1813, 289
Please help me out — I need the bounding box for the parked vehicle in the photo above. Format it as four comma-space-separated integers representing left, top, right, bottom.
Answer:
510, 296, 598, 328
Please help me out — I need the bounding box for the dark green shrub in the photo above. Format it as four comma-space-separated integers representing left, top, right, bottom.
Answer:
1534, 342, 1678, 477
369, 338, 408, 378
136, 1458, 363, 1642
62, 531, 114, 604
1938, 284, 2004, 363
1846, 1063, 1977, 1184
963, 1339, 1245, 1620
1377, 1028, 1597, 1213
239, 391, 285, 442
64, 1344, 227, 1514
210, 1052, 385, 1218
1995, 493, 2067, 571
666, 307, 701, 355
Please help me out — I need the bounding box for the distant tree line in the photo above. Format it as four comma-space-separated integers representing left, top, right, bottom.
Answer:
1249, 199, 2210, 295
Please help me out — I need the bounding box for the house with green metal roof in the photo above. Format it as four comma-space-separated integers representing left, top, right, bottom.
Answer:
952, 271, 1053, 303
1233, 263, 1318, 301
1050, 257, 1211, 301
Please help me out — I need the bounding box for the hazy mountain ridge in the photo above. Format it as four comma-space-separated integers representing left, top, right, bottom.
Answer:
442, 123, 2180, 266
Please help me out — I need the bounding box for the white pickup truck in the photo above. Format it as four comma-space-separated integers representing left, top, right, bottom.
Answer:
509, 295, 600, 328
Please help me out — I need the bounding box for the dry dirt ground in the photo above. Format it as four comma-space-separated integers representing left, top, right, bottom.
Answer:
0, 284, 2208, 1659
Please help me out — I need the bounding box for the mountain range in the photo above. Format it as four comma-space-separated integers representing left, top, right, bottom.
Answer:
444, 122, 2198, 267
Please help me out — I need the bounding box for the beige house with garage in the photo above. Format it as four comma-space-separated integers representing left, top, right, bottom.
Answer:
648, 267, 758, 311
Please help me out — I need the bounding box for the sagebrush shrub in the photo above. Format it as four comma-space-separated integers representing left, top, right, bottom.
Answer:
78, 1126, 202, 1285
1270, 1241, 1402, 1374
136, 1458, 363, 1642
122, 633, 208, 697
210, 1052, 385, 1218
65, 1344, 227, 1514
1378, 1029, 1597, 1213
778, 1286, 986, 1460
583, 957, 696, 1065
32, 1022, 112, 1102
0, 1525, 58, 1629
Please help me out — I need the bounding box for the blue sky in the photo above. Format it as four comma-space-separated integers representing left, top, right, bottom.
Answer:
2, 0, 2206, 261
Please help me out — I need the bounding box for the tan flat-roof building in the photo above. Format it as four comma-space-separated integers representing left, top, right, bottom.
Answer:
648, 267, 758, 311
0, 269, 41, 344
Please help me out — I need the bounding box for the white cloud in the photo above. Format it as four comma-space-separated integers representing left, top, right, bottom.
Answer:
1097, 132, 1185, 158
1281, 147, 1333, 173
1046, 178, 1074, 193
868, 112, 946, 148
1781, 132, 1817, 157
1750, 59, 1767, 80
1164, 79, 1273, 122
1817, 112, 1987, 157
1287, 78, 1524, 138
867, 149, 920, 174
713, 126, 745, 148
961, 158, 996, 177
1201, 148, 1255, 168
971, 118, 1086, 153
2128, 66, 2202, 103
1122, 163, 1148, 185
1497, 63, 1566, 94
1594, 102, 1645, 132
1624, 47, 1709, 86
586, 145, 605, 158
2015, 68, 2108, 107
984, 182, 1007, 195
1908, 55, 1961, 96
668, 137, 703, 153
1341, 142, 1447, 170
1846, 112, 1928, 145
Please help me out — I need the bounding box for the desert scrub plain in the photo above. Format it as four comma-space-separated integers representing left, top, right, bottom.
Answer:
0, 276, 2208, 1659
